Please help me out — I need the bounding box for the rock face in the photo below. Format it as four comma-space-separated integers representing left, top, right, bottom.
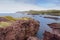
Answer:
48, 23, 60, 28
48, 23, 60, 36
0, 18, 40, 40
43, 31, 60, 40
43, 23, 60, 40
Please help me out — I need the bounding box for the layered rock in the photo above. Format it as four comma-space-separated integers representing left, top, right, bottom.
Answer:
43, 23, 60, 40
48, 23, 60, 36
43, 31, 60, 40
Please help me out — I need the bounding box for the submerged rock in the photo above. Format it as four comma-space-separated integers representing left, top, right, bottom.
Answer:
0, 17, 40, 40
44, 17, 59, 20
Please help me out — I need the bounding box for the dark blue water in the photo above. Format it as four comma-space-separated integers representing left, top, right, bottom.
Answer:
0, 13, 60, 39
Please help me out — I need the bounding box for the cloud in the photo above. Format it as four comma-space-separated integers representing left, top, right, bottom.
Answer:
0, 0, 60, 13
0, 2, 46, 13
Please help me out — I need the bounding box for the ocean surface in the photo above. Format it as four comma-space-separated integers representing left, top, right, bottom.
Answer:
0, 13, 60, 39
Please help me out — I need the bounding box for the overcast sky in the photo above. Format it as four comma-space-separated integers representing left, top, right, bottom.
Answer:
0, 0, 60, 13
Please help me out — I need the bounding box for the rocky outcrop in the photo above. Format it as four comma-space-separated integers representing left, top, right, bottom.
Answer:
48, 23, 60, 36
0, 18, 40, 40
48, 23, 60, 28
43, 31, 60, 40
43, 23, 60, 40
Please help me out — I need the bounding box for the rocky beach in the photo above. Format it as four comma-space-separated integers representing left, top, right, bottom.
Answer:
0, 14, 60, 40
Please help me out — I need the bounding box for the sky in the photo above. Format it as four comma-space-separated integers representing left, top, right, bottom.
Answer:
0, 0, 60, 13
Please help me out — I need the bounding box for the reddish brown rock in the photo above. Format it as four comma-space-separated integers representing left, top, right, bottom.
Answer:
43, 23, 60, 40
43, 31, 60, 40
14, 19, 40, 38
0, 18, 40, 40
48, 23, 60, 28
48, 23, 60, 35
27, 36, 40, 40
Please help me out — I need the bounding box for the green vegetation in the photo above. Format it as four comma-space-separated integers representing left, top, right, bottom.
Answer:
26, 10, 60, 16
0, 16, 33, 28
0, 22, 11, 28
19, 17, 33, 20
1, 16, 32, 21
4, 16, 17, 21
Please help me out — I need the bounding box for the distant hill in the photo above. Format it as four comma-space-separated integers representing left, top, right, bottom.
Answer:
16, 11, 27, 14
16, 10, 60, 16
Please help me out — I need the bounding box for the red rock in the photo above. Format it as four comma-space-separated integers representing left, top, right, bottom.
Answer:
27, 36, 40, 40
48, 23, 60, 28
43, 31, 60, 40
0, 18, 40, 40
45, 23, 60, 40
48, 23, 60, 36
